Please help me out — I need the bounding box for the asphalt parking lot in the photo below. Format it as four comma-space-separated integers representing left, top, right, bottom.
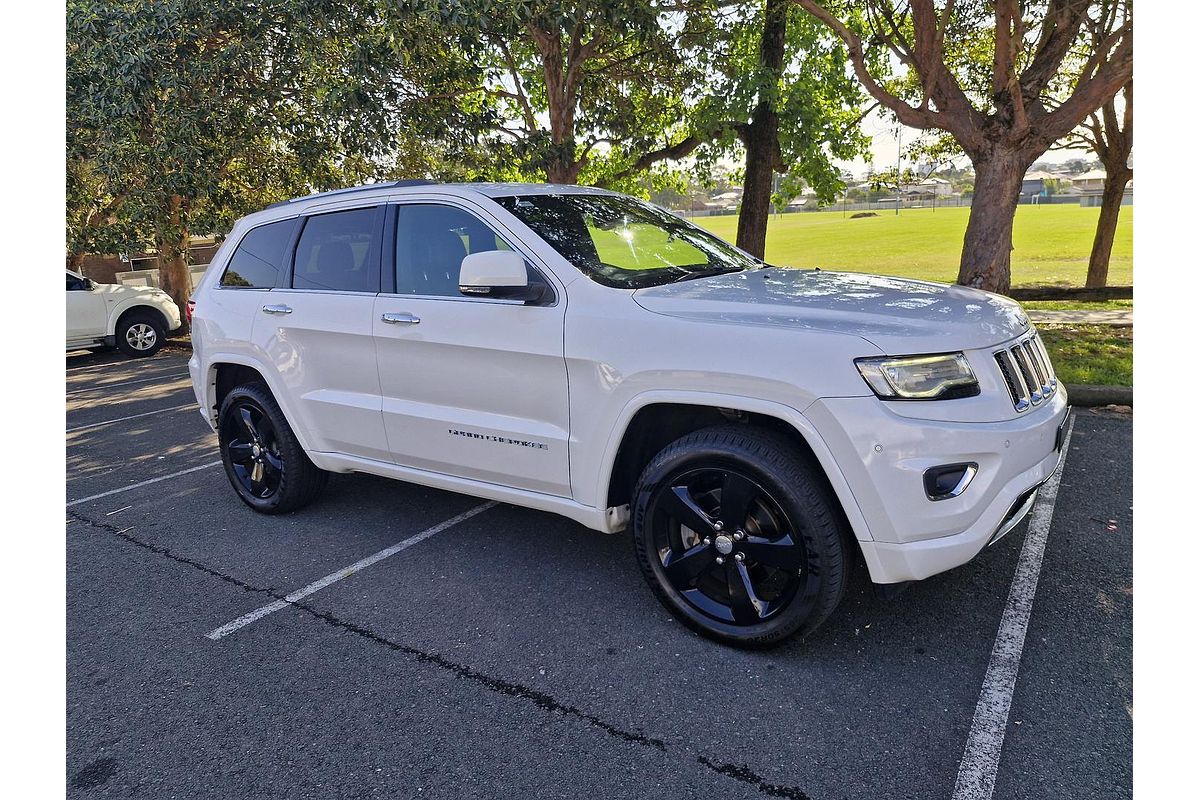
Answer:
66, 348, 1132, 799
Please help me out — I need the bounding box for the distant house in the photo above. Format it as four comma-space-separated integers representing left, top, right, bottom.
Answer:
1074, 169, 1133, 207
1021, 170, 1072, 198
707, 189, 743, 210
917, 176, 954, 196
1072, 169, 1107, 193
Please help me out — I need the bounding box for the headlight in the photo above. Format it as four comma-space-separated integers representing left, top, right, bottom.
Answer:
855, 353, 979, 400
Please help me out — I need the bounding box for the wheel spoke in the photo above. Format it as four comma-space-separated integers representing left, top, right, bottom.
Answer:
719, 472, 757, 529
663, 543, 717, 589
741, 535, 804, 572
726, 561, 765, 625
264, 448, 284, 479
256, 413, 277, 446
238, 406, 259, 439
227, 442, 254, 464
661, 485, 718, 537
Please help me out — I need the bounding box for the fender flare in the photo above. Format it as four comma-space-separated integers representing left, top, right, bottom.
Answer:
594, 390, 876, 544
197, 352, 318, 453
107, 299, 175, 336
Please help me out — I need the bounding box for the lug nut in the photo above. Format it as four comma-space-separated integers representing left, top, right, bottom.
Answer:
713, 521, 724, 531
734, 552, 745, 563
715, 556, 725, 565
702, 537, 712, 546
733, 531, 745, 541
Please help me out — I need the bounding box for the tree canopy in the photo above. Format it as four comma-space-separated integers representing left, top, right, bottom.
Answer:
792, 0, 1132, 292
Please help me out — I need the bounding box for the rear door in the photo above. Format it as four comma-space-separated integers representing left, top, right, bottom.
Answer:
252, 204, 390, 462
373, 200, 572, 497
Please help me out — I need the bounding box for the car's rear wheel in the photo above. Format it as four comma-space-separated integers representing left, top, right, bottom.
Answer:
631, 425, 849, 648
115, 312, 164, 357
218, 383, 328, 514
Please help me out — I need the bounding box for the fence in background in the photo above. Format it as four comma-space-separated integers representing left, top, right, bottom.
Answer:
674, 192, 1132, 219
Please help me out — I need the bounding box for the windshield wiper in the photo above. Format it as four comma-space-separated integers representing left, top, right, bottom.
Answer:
671, 266, 744, 283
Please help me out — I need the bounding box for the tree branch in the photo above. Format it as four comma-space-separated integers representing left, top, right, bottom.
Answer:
792, 0, 946, 131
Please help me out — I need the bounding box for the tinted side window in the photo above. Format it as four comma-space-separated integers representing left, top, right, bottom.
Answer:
66, 272, 85, 290
292, 207, 378, 292
221, 219, 295, 288
394, 204, 515, 297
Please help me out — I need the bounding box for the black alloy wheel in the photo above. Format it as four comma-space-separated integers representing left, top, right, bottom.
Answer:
649, 467, 806, 626
221, 399, 285, 501
632, 426, 849, 648
217, 383, 328, 514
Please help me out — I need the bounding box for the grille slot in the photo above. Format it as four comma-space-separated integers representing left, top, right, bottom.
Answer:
994, 332, 1057, 412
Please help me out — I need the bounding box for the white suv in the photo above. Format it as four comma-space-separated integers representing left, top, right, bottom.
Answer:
66, 269, 182, 357
188, 181, 1068, 647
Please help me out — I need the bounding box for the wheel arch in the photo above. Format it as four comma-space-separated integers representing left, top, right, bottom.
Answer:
111, 303, 169, 337
201, 355, 317, 453
598, 392, 875, 545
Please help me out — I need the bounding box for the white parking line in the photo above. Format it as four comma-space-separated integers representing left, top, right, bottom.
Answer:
66, 403, 196, 434
66, 372, 189, 396
205, 501, 497, 640
951, 414, 1075, 800
66, 461, 222, 507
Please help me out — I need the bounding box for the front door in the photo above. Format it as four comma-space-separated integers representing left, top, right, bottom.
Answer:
373, 201, 571, 497
252, 204, 391, 462
66, 271, 107, 343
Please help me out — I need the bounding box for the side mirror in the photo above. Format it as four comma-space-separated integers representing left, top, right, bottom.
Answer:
458, 250, 547, 304
82, 277, 94, 290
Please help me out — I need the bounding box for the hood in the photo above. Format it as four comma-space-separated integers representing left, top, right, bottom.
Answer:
94, 281, 170, 298
632, 268, 1030, 353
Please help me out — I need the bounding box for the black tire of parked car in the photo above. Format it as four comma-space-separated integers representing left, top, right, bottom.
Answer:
218, 383, 329, 514
115, 311, 165, 358
631, 425, 849, 648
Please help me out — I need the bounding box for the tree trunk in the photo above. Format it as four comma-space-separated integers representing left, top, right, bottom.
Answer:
956, 150, 1030, 294
1085, 167, 1131, 288
157, 194, 192, 333
535, 26, 581, 185
734, 0, 788, 260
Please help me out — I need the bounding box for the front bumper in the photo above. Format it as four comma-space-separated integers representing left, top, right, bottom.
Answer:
806, 389, 1069, 584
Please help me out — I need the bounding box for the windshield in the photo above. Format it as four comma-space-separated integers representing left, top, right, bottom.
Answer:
494, 193, 761, 289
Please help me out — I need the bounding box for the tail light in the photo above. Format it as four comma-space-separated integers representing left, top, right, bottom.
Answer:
186, 298, 195, 324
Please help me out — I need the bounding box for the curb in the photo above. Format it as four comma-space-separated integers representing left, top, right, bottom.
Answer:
1065, 384, 1132, 407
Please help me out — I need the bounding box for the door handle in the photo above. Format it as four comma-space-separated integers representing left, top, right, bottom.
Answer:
381, 312, 420, 325
262, 304, 293, 315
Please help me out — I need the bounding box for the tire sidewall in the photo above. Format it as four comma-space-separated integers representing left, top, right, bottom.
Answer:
632, 433, 840, 647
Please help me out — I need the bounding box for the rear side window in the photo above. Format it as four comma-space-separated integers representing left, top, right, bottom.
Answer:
220, 219, 296, 288
292, 207, 379, 292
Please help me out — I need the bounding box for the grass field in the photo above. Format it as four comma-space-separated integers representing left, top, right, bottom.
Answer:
1039, 325, 1132, 387
694, 204, 1132, 288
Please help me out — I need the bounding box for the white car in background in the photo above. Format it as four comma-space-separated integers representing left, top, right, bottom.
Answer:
66, 269, 182, 357
187, 181, 1069, 648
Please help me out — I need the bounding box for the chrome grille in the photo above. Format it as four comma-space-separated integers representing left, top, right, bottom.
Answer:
994, 332, 1057, 412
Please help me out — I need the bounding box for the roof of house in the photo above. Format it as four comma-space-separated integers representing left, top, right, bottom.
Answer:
1073, 169, 1107, 181
1023, 170, 1069, 181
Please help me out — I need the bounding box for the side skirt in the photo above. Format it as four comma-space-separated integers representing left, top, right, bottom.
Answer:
309, 450, 619, 534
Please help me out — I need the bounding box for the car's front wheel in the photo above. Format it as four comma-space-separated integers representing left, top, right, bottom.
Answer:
115, 312, 165, 357
218, 383, 328, 514
631, 425, 849, 648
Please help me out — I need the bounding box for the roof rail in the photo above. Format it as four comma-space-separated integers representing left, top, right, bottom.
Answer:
262, 179, 436, 210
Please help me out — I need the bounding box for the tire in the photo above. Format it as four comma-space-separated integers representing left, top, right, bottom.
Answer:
115, 311, 165, 357
217, 383, 328, 514
631, 425, 849, 648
